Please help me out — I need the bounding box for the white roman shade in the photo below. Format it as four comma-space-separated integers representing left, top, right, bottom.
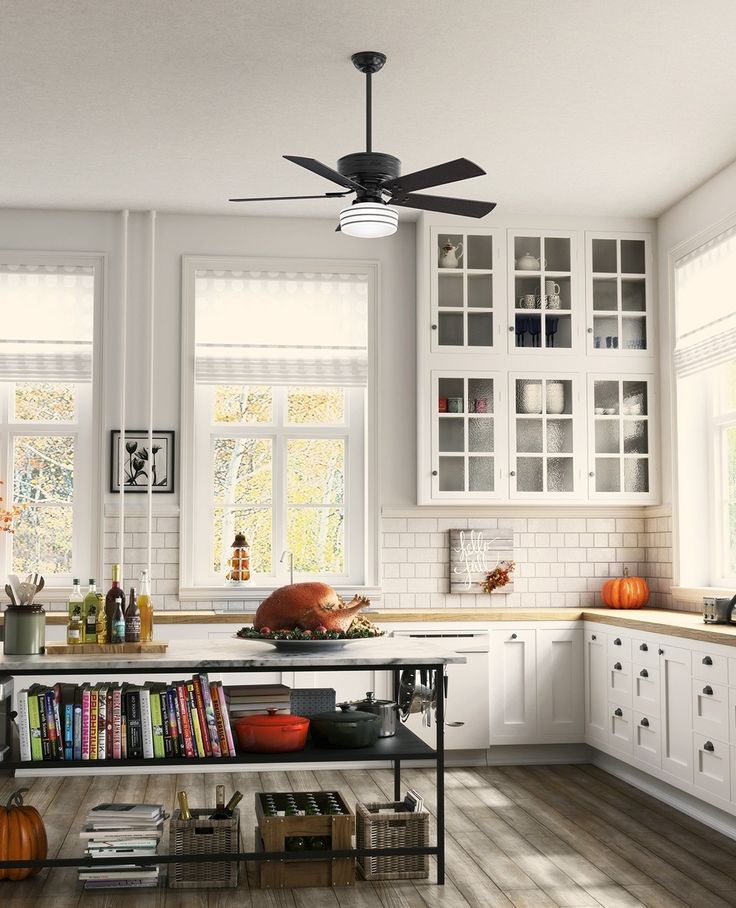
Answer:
674, 228, 736, 377
194, 269, 368, 386
0, 265, 94, 382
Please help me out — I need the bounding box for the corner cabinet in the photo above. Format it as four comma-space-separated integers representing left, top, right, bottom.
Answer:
418, 222, 658, 505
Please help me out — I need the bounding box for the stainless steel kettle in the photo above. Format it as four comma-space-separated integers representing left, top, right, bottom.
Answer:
703, 594, 736, 624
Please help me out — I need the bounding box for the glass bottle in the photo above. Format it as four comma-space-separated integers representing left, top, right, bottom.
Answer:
209, 784, 228, 820
67, 604, 83, 645
111, 596, 126, 644
124, 587, 141, 643
105, 565, 126, 644
225, 532, 250, 585
95, 592, 107, 645
68, 578, 83, 625
137, 569, 153, 643
177, 790, 192, 821
83, 579, 98, 645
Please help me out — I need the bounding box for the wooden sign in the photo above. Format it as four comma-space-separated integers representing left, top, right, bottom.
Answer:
449, 528, 514, 595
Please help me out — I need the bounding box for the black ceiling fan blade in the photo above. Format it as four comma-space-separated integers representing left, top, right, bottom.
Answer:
393, 192, 496, 218
283, 155, 365, 192
382, 158, 486, 195
229, 192, 350, 202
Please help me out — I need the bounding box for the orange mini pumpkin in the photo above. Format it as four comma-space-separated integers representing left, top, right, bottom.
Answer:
601, 568, 649, 609
0, 788, 48, 881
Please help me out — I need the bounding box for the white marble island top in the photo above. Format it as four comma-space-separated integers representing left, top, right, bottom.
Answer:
0, 636, 466, 675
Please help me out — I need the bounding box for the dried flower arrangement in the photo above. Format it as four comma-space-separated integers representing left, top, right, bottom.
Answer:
0, 481, 23, 534
483, 560, 516, 594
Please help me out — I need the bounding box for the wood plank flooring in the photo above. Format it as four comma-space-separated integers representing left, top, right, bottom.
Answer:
2, 764, 736, 907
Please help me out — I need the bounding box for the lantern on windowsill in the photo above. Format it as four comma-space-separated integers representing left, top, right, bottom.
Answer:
225, 532, 251, 586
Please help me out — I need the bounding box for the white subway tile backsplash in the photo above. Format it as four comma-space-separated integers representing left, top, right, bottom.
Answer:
407, 518, 437, 532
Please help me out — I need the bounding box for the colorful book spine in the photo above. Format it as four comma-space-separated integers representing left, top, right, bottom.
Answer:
81, 685, 91, 760
126, 689, 143, 759
89, 687, 99, 760
139, 688, 154, 759
52, 684, 64, 760
165, 687, 180, 757
63, 700, 74, 760
44, 689, 60, 760
160, 690, 173, 757
27, 688, 43, 762
188, 681, 208, 757
73, 689, 83, 761
97, 686, 108, 760
112, 687, 123, 759
106, 687, 114, 758
210, 682, 229, 757
175, 682, 195, 758
16, 689, 32, 762
195, 675, 220, 757
215, 682, 236, 757
149, 690, 165, 759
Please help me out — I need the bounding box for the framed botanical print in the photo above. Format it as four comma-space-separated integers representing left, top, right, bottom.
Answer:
110, 430, 175, 493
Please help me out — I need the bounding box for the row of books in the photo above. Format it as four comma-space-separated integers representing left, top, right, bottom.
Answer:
79, 802, 164, 890
16, 674, 237, 761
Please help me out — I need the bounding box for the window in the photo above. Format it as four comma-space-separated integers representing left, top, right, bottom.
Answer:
673, 227, 736, 587
0, 258, 100, 585
181, 259, 377, 592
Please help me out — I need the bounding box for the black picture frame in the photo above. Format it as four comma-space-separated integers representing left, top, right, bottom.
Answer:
110, 430, 176, 493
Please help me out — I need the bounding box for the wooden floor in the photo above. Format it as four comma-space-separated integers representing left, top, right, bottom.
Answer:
3, 763, 736, 907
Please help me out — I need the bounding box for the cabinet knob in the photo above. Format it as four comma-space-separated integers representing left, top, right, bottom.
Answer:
592, 634, 597, 641
614, 708, 623, 717
508, 326, 514, 332
511, 633, 517, 639
432, 470, 438, 476
587, 327, 593, 334
703, 685, 713, 696
640, 669, 648, 678
704, 740, 715, 752
510, 470, 516, 477
614, 662, 622, 671
658, 648, 664, 655
614, 638, 622, 646
589, 472, 595, 477
640, 717, 649, 727
640, 643, 648, 651
431, 324, 438, 330
703, 656, 713, 666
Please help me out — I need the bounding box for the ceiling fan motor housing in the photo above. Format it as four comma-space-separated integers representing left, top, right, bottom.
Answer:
338, 152, 401, 203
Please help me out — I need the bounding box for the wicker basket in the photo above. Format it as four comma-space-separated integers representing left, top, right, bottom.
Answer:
356, 801, 429, 880
168, 808, 240, 888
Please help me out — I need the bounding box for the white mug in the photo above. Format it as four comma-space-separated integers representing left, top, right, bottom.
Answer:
544, 280, 561, 296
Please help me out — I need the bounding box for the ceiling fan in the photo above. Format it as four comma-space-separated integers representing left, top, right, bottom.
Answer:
229, 51, 497, 236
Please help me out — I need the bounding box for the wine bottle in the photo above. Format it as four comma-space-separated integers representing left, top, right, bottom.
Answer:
209, 784, 229, 819
111, 597, 126, 645
223, 791, 243, 817
124, 587, 141, 643
83, 579, 98, 645
138, 568, 154, 643
105, 565, 126, 644
177, 790, 192, 821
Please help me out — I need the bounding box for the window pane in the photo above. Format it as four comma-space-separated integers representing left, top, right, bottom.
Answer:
287, 439, 344, 505
213, 438, 271, 504
287, 507, 344, 573
213, 385, 272, 424
287, 387, 344, 424
214, 506, 271, 575
12, 504, 73, 574
730, 503, 736, 577
14, 436, 74, 503
14, 383, 75, 422
724, 362, 736, 413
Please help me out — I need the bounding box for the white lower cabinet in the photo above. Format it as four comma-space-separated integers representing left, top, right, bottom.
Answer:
584, 628, 608, 748
633, 711, 660, 768
490, 629, 537, 743
608, 702, 633, 755
660, 643, 693, 783
692, 678, 729, 742
537, 628, 584, 741
632, 664, 660, 717
693, 733, 731, 801
608, 658, 632, 704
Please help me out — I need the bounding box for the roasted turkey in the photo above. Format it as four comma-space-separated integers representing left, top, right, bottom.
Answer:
254, 582, 369, 633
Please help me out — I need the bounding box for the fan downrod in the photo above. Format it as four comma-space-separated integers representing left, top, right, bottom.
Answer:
351, 51, 386, 74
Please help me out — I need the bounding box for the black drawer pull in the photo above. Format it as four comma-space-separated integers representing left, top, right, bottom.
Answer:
592, 634, 597, 641
511, 633, 517, 639
658, 648, 664, 655
640, 718, 649, 727
703, 656, 713, 666
614, 708, 623, 717
614, 638, 622, 646
704, 741, 715, 752
639, 643, 648, 651
614, 662, 622, 671
703, 686, 713, 696
640, 669, 648, 678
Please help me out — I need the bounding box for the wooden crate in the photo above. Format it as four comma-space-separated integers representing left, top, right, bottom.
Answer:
356, 801, 429, 880
255, 791, 354, 889
45, 641, 168, 654
168, 808, 240, 888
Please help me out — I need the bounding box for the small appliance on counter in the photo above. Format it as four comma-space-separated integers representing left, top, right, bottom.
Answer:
703, 594, 736, 624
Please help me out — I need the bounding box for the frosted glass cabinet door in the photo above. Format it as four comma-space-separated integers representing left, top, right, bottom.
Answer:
431, 228, 497, 353
586, 232, 652, 355
430, 370, 505, 499
509, 373, 583, 499
587, 375, 657, 502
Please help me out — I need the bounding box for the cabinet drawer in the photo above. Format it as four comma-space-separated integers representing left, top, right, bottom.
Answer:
693, 651, 728, 685
631, 638, 658, 668
608, 702, 633, 755
693, 733, 730, 801
632, 664, 660, 717
692, 679, 729, 739
607, 634, 631, 661
728, 687, 736, 745
608, 659, 632, 704
633, 711, 660, 768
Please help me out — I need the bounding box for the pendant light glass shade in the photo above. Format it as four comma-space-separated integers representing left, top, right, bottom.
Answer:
339, 202, 398, 238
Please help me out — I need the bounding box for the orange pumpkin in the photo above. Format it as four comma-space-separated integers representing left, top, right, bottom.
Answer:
601, 568, 649, 609
0, 788, 47, 881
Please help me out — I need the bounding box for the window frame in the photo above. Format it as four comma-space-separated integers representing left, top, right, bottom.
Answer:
711, 372, 736, 587
0, 252, 105, 596
179, 255, 380, 601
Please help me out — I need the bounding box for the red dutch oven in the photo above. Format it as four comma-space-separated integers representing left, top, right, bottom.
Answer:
233, 708, 309, 753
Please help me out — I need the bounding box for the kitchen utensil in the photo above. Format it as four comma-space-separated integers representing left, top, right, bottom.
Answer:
545, 294, 561, 309
515, 316, 529, 347
528, 316, 542, 347
518, 381, 542, 414
232, 708, 310, 753
18, 582, 35, 605
544, 280, 561, 296
439, 240, 463, 269
310, 705, 381, 748
349, 691, 397, 737
7, 575, 22, 606
3, 604, 46, 655
34, 577, 44, 596
516, 253, 545, 271
703, 594, 736, 625
546, 380, 566, 414
518, 293, 536, 308
447, 397, 463, 413
545, 317, 559, 346
4, 584, 17, 606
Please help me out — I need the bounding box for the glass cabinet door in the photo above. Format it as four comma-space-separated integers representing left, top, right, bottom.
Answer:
587, 233, 651, 354
431, 229, 495, 352
431, 372, 502, 498
510, 375, 581, 498
588, 376, 655, 499
508, 231, 576, 352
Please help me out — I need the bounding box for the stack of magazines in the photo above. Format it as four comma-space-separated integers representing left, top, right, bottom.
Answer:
78, 803, 164, 889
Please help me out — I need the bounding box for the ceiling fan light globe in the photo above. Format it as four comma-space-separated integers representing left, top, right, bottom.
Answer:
338, 202, 398, 238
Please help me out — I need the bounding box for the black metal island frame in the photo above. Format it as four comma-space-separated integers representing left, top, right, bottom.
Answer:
0, 637, 465, 885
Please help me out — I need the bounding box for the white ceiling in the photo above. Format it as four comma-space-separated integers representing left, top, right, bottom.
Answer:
3, 1, 736, 220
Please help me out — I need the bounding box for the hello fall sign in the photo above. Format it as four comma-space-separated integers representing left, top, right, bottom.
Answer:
449, 528, 514, 595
